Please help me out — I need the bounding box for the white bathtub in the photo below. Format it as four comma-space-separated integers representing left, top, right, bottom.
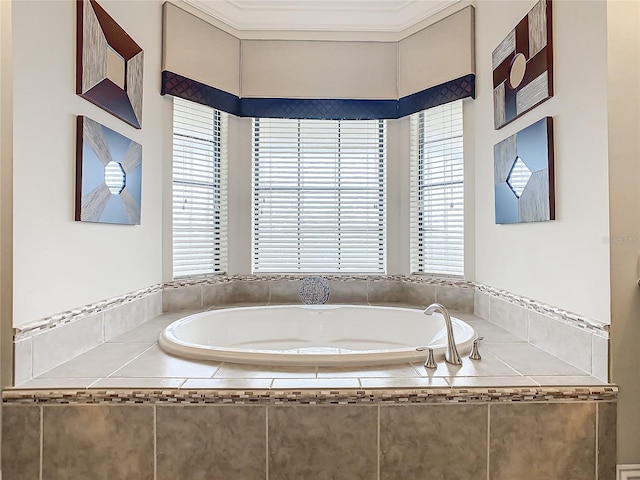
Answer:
159, 304, 477, 366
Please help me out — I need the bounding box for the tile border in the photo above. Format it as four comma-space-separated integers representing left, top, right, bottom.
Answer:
164, 274, 475, 289
475, 283, 609, 337
2, 385, 618, 405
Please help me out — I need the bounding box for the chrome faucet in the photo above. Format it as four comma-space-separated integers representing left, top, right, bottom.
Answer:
423, 303, 462, 365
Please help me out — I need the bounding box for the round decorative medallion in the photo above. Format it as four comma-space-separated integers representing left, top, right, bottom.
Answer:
509, 52, 527, 89
299, 276, 330, 305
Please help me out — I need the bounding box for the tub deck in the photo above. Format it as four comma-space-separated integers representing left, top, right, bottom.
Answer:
11, 310, 607, 390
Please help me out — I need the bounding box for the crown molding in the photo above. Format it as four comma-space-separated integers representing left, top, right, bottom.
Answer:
182, 0, 460, 34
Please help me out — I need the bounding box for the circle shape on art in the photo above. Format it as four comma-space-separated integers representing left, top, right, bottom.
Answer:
509, 53, 527, 89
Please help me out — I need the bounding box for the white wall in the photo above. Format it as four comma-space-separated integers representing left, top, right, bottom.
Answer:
470, 0, 611, 323
607, 0, 640, 463
12, 0, 168, 327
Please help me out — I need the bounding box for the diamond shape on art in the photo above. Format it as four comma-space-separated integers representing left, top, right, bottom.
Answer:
507, 157, 532, 198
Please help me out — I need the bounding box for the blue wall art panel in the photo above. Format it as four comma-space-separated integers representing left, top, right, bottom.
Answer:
494, 117, 554, 224
75, 116, 142, 225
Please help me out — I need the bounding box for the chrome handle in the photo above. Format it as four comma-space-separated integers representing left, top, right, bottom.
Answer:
424, 347, 437, 369
469, 336, 484, 360
416, 346, 438, 369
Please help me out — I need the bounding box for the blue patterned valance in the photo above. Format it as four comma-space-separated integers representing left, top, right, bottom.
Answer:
161, 70, 475, 120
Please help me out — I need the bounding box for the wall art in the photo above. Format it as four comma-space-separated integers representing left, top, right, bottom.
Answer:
492, 0, 552, 129
494, 117, 554, 224
77, 0, 143, 129
76, 116, 142, 225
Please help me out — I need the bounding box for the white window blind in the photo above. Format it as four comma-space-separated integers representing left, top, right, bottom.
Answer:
172, 97, 228, 277
410, 100, 464, 276
252, 118, 386, 273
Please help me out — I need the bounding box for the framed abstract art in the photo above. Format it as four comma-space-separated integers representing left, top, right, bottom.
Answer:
76, 116, 142, 225
492, 0, 553, 129
76, 0, 144, 129
494, 117, 554, 224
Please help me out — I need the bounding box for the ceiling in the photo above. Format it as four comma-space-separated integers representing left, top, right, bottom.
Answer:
183, 0, 461, 32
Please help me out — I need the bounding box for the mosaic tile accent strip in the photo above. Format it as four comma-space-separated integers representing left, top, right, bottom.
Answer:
165, 274, 475, 289
474, 283, 609, 336
299, 276, 330, 304
3, 386, 618, 406
15, 284, 163, 340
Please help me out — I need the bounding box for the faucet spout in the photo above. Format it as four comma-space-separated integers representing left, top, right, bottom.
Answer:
423, 303, 462, 365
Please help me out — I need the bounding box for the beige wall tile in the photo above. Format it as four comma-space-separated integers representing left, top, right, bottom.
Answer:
145, 291, 163, 318
268, 279, 302, 304
103, 297, 148, 341
528, 311, 593, 373
42, 405, 154, 480
163, 285, 202, 311
202, 281, 269, 306
592, 334, 609, 382
157, 405, 266, 480
32, 312, 104, 377
474, 290, 491, 319
488, 297, 528, 340
597, 402, 617, 480
490, 402, 596, 480
14, 337, 32, 385
2, 405, 41, 480
268, 405, 377, 480
436, 285, 474, 312
366, 280, 435, 307
326, 280, 368, 304
380, 404, 488, 479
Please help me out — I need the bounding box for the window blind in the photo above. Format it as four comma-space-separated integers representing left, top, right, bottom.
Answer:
252, 118, 386, 273
172, 97, 228, 277
410, 100, 464, 276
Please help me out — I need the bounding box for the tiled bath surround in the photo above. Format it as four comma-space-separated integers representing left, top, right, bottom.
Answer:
474, 286, 609, 381
14, 286, 163, 385
6, 274, 616, 479
163, 275, 609, 380
12, 275, 610, 384
2, 390, 617, 480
